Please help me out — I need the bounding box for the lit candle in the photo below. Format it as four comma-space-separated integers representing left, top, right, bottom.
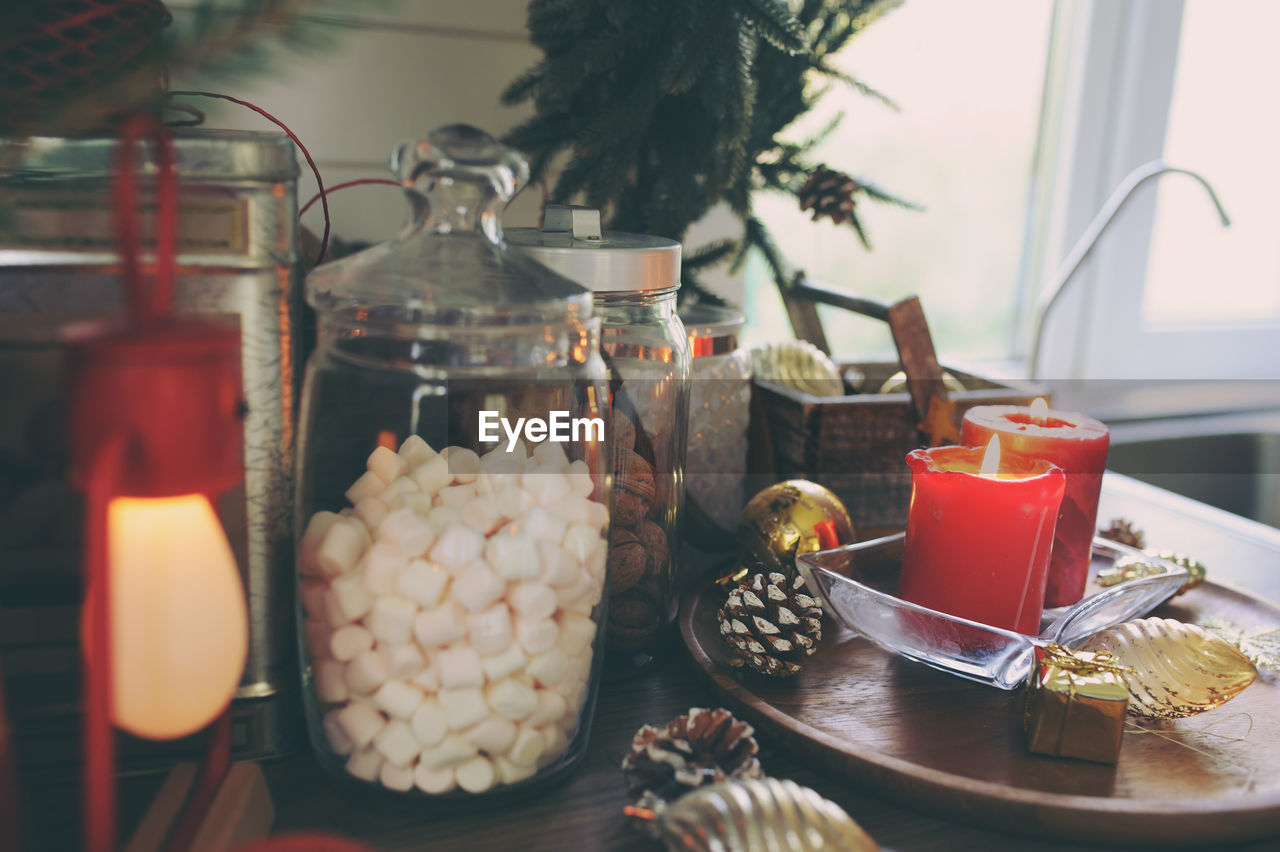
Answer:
899, 438, 1065, 635
961, 398, 1109, 608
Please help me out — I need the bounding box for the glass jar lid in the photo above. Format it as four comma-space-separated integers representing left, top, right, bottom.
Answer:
305, 125, 591, 326
506, 205, 681, 293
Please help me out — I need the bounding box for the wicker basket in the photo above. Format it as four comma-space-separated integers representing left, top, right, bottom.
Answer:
751, 361, 1047, 531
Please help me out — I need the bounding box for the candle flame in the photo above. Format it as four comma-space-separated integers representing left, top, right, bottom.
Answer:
979, 435, 1001, 477
1030, 397, 1049, 418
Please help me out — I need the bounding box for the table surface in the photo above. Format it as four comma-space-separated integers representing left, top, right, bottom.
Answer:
25, 474, 1280, 851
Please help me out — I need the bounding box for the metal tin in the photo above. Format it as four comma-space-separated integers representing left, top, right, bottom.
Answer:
0, 129, 301, 767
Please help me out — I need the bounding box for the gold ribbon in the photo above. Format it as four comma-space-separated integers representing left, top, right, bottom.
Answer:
1040, 643, 1134, 679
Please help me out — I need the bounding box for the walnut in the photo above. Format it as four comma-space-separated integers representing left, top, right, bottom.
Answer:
608, 528, 646, 593
638, 520, 668, 576
614, 488, 649, 527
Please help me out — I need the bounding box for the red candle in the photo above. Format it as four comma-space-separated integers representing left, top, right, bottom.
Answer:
961, 399, 1109, 608
899, 439, 1065, 635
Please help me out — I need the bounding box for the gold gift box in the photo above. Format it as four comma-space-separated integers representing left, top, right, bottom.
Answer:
1025, 643, 1129, 764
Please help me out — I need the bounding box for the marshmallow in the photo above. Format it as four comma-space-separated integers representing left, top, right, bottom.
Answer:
485, 532, 541, 581
582, 498, 609, 530
329, 572, 373, 623
427, 504, 463, 534
536, 724, 569, 767
522, 507, 568, 544
480, 446, 525, 476
388, 492, 434, 515
525, 648, 571, 688
542, 498, 585, 531
299, 580, 328, 620
367, 445, 406, 484
329, 624, 374, 662
506, 726, 547, 767
438, 687, 491, 731
452, 562, 505, 613
537, 540, 580, 587
515, 616, 559, 655
358, 540, 407, 596
561, 523, 602, 562
345, 471, 387, 506
379, 760, 416, 792
396, 559, 449, 608
373, 679, 425, 720
557, 611, 597, 656
508, 581, 557, 621
379, 643, 426, 678
411, 455, 451, 494
480, 642, 527, 682
462, 716, 517, 755
466, 604, 513, 656
366, 594, 417, 645
418, 734, 478, 770
555, 575, 596, 612
430, 524, 485, 569
413, 602, 465, 648
336, 701, 385, 750
495, 755, 537, 785
444, 447, 481, 484
300, 511, 341, 575
345, 649, 389, 695
398, 434, 435, 468
437, 645, 485, 689
486, 679, 538, 721
532, 441, 569, 473
374, 718, 422, 768
352, 495, 389, 531
410, 699, 449, 747
523, 471, 572, 507
413, 764, 457, 794
436, 483, 477, 508
494, 484, 535, 521
315, 518, 371, 577
526, 688, 568, 727
411, 656, 441, 692
314, 658, 349, 704
565, 460, 594, 496
345, 747, 384, 782
583, 540, 607, 579
303, 619, 331, 661
323, 708, 354, 755
454, 755, 496, 793
379, 476, 420, 505
378, 507, 436, 558
459, 494, 502, 534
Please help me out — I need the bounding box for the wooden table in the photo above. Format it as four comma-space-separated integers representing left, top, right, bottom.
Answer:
26, 474, 1280, 851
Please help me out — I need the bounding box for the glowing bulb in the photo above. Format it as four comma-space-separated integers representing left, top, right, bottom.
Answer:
1030, 397, 1049, 418
979, 435, 1001, 477
105, 494, 248, 740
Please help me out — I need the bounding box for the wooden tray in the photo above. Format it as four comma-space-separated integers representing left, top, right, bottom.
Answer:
680, 579, 1280, 846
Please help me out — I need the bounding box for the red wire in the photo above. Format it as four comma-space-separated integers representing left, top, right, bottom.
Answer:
299, 177, 400, 218
162, 709, 231, 852
111, 115, 178, 322
168, 91, 330, 266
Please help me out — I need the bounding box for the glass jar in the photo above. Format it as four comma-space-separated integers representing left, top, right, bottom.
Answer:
508, 207, 690, 667
294, 127, 612, 797
680, 304, 751, 539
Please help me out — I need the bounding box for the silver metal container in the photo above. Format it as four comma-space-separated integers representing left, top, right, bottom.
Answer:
0, 129, 301, 768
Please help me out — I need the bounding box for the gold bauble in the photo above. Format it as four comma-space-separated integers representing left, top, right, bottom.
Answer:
1079, 617, 1258, 719
750, 341, 844, 397
738, 480, 855, 579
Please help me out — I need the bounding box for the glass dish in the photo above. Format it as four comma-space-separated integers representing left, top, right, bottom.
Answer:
795, 534, 1190, 690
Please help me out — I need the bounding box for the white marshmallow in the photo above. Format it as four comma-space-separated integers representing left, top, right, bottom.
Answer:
520, 507, 568, 544
561, 523, 602, 562
411, 455, 451, 494
515, 616, 559, 655
374, 718, 421, 768
366, 595, 417, 645
388, 492, 434, 515
352, 495, 389, 531
413, 602, 466, 648
537, 540, 580, 588
438, 687, 491, 731
466, 604, 513, 656
473, 473, 498, 497
426, 504, 463, 534
525, 647, 571, 688
545, 495, 591, 526
495, 484, 535, 521
300, 511, 341, 575
410, 699, 449, 747
358, 540, 407, 596
557, 611, 597, 656
322, 589, 352, 628
329, 572, 373, 623
373, 679, 425, 720
566, 460, 595, 496
462, 716, 517, 755
418, 734, 479, 770
454, 755, 496, 793
537, 724, 569, 767
526, 689, 568, 727
345, 649, 389, 695
377, 507, 436, 558
532, 441, 569, 473
485, 532, 541, 581
303, 619, 331, 661
480, 642, 527, 682
506, 726, 547, 767
437, 645, 485, 689
444, 447, 480, 484
582, 498, 609, 530
583, 540, 607, 579
523, 471, 571, 507
398, 434, 435, 468
436, 483, 476, 508
379, 760, 415, 792
459, 495, 502, 534
411, 656, 441, 692
345, 747, 384, 782
367, 445, 406, 484
555, 575, 596, 612
379, 642, 425, 679
413, 764, 457, 794
345, 471, 387, 506
314, 658, 349, 703
379, 476, 420, 505
323, 708, 354, 756
336, 701, 385, 750
315, 518, 371, 577
430, 524, 485, 569
486, 679, 538, 721
508, 581, 557, 621
329, 624, 374, 662
396, 559, 449, 608
495, 755, 537, 784
480, 446, 525, 476
299, 580, 328, 620
451, 562, 505, 613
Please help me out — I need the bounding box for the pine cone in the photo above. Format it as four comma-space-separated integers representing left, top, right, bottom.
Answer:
718, 571, 822, 677
622, 708, 762, 806
1099, 518, 1146, 550
799, 166, 859, 225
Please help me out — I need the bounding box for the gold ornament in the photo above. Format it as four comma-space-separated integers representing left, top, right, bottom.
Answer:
878, 369, 966, 396
749, 341, 844, 397
627, 777, 878, 851
1079, 617, 1258, 719
1095, 551, 1205, 596
1200, 618, 1280, 673
1145, 550, 1206, 594
737, 480, 855, 580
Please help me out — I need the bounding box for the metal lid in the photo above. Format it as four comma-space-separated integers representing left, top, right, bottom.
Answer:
680, 303, 745, 357
507, 205, 681, 293
0, 129, 299, 181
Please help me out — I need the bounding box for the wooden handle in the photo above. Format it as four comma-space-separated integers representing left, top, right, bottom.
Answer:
885, 296, 947, 418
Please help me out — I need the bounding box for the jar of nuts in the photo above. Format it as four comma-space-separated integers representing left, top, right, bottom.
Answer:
295, 127, 612, 796
509, 207, 690, 667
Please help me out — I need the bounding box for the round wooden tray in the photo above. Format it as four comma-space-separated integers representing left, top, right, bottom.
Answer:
679, 579, 1280, 846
